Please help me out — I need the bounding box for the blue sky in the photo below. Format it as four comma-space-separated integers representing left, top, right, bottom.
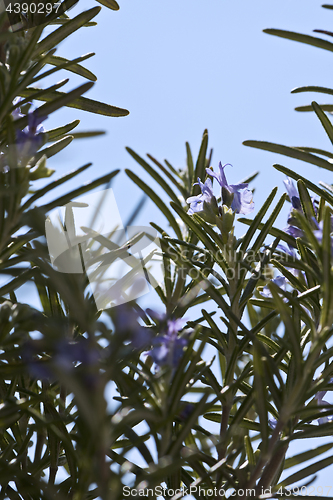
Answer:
45, 0, 333, 224
35, 0, 333, 492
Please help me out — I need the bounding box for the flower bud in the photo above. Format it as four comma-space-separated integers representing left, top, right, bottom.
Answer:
217, 205, 235, 243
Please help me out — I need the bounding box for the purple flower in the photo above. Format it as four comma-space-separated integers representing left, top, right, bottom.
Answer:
260, 275, 287, 299
276, 244, 301, 278
56, 339, 101, 390
283, 177, 321, 243
146, 312, 189, 368
12, 97, 25, 121
268, 417, 278, 430
283, 178, 303, 240
276, 244, 297, 258
206, 162, 254, 215
314, 378, 333, 424
23, 338, 100, 383
145, 308, 166, 322
145, 310, 187, 335
54, 339, 100, 371
284, 225, 304, 240
186, 177, 217, 216
283, 177, 302, 211
148, 335, 188, 367
16, 111, 46, 159
12, 108, 24, 121
167, 318, 187, 335
113, 304, 151, 349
